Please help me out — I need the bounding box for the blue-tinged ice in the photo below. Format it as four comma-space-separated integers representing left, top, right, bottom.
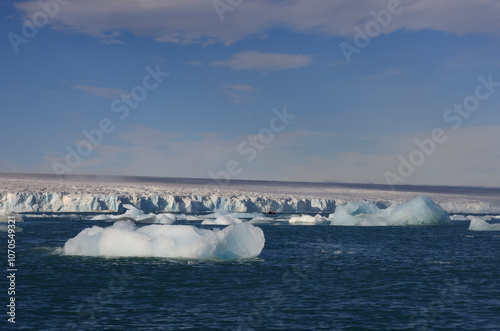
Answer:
330, 195, 451, 226
63, 220, 265, 259
468, 217, 500, 231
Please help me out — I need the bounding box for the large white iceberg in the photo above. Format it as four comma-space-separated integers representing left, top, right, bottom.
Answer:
330, 195, 451, 226
468, 217, 500, 231
63, 221, 265, 260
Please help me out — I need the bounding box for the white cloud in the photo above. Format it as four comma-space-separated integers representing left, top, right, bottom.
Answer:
16, 0, 500, 45
211, 51, 313, 72
73, 85, 127, 98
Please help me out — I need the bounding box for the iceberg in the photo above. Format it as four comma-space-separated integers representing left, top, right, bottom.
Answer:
63, 221, 265, 259
249, 216, 275, 224
468, 217, 500, 231
176, 214, 203, 221
450, 214, 467, 221
289, 214, 330, 225
330, 195, 451, 226
0, 208, 24, 222
201, 215, 242, 225
201, 211, 264, 220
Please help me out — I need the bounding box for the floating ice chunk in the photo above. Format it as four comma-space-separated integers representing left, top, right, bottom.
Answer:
289, 215, 316, 225
450, 214, 468, 221
201, 215, 242, 225
468, 217, 500, 231
330, 195, 450, 226
0, 208, 24, 222
289, 214, 329, 225
90, 205, 176, 224
176, 214, 203, 221
154, 214, 176, 224
389, 195, 451, 225
89, 214, 111, 221
201, 211, 263, 220
249, 216, 275, 224
63, 221, 265, 259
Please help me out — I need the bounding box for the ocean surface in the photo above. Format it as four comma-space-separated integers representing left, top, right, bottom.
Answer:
2, 215, 500, 330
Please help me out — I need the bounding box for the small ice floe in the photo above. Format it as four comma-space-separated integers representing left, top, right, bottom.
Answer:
90, 204, 176, 224
176, 214, 203, 221
468, 217, 500, 231
201, 211, 263, 220
249, 216, 275, 224
289, 214, 330, 225
201, 215, 242, 225
0, 208, 24, 223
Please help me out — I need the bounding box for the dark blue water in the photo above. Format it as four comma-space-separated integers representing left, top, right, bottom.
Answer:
2, 216, 500, 330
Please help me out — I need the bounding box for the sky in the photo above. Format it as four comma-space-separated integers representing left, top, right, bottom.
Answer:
1, 0, 500, 187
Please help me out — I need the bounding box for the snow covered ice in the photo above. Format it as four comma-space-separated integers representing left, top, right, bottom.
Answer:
330, 195, 451, 226
468, 217, 500, 231
63, 220, 265, 259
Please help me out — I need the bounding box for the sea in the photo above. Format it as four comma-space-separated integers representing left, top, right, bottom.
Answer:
2, 214, 500, 330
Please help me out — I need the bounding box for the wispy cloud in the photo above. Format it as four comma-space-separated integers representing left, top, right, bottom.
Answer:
211, 51, 313, 72
217, 84, 258, 103
73, 85, 127, 98
15, 0, 500, 45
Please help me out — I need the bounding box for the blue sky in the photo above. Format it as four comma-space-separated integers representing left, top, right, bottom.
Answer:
1, 0, 500, 187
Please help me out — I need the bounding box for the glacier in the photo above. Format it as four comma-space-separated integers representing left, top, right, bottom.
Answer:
1, 175, 499, 215
63, 220, 265, 259
330, 195, 451, 226
0, 192, 336, 214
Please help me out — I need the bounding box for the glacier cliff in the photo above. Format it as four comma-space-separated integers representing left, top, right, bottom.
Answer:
0, 192, 336, 213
